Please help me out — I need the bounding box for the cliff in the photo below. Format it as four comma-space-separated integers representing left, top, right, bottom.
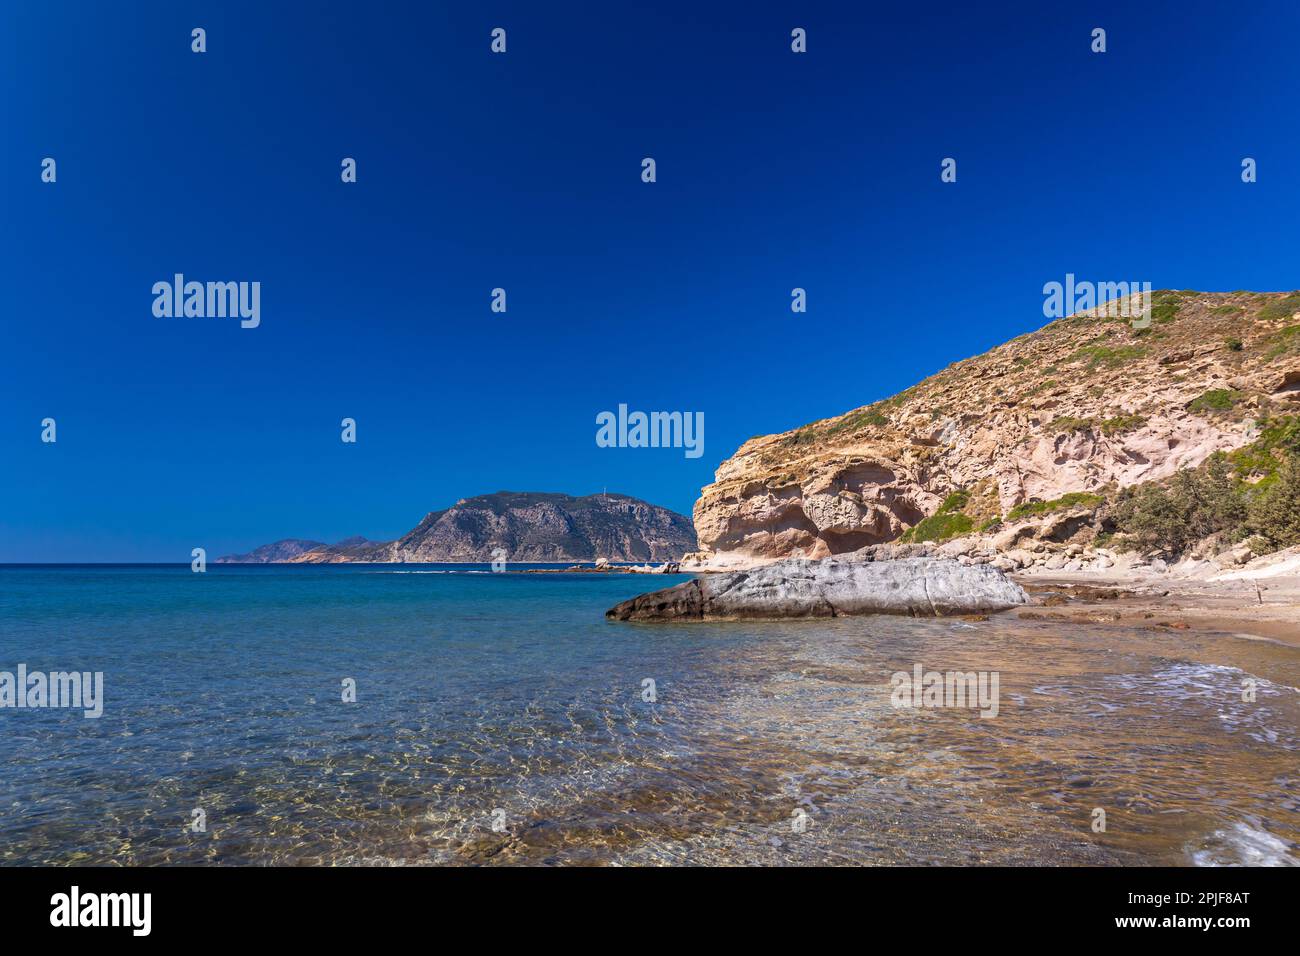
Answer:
689, 291, 1300, 564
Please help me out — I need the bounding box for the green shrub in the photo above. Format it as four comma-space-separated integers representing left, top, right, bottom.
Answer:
781, 428, 819, 447
1047, 415, 1093, 434
1006, 492, 1104, 522
1187, 389, 1243, 414
1225, 338, 1244, 352
783, 403, 890, 446
1257, 293, 1300, 323
1067, 343, 1147, 370
1229, 415, 1300, 477
937, 490, 970, 514
900, 512, 974, 544
1100, 414, 1147, 436
1150, 294, 1180, 325
1264, 325, 1300, 360
824, 407, 887, 435
900, 487, 973, 543
886, 387, 919, 407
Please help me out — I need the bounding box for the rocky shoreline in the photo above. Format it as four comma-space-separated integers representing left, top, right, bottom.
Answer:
607, 556, 1028, 621
653, 543, 1300, 643
525, 559, 682, 574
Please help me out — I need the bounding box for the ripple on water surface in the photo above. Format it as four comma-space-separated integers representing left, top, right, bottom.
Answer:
0, 565, 1296, 865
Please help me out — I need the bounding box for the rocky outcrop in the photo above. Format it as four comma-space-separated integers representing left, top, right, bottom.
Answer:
690, 291, 1300, 564
226, 492, 696, 564
606, 556, 1027, 621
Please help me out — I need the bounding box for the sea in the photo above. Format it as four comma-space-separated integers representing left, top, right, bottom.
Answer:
0, 563, 1296, 865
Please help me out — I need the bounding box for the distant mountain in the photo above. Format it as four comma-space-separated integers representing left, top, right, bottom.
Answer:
215, 538, 326, 563
220, 492, 697, 564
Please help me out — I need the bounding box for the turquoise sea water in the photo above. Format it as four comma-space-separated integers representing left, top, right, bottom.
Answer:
1, 564, 1297, 865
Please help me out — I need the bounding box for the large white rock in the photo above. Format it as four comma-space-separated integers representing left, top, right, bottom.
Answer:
606, 556, 1028, 621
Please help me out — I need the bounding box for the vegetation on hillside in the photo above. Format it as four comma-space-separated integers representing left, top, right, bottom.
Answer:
1257, 292, 1300, 323
1006, 492, 1104, 523
1110, 415, 1300, 555
1066, 342, 1147, 370
900, 490, 973, 543
1187, 388, 1243, 414
1044, 413, 1148, 437
759, 290, 1297, 464
1100, 413, 1147, 435
1111, 455, 1246, 554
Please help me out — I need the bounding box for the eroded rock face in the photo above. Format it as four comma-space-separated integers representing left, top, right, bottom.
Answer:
999, 413, 1243, 506
606, 556, 1028, 621
696, 456, 930, 560
690, 292, 1300, 563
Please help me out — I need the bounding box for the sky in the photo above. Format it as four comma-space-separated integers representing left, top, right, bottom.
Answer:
3, 0, 1299, 561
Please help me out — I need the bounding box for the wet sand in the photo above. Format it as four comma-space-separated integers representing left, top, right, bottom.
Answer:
1019, 570, 1300, 648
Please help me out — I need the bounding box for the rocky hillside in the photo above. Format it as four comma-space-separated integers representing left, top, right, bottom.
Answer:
223, 492, 696, 564
216, 538, 329, 563
689, 291, 1300, 565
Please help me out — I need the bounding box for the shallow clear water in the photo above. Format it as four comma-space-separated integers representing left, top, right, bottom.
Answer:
0, 565, 1296, 865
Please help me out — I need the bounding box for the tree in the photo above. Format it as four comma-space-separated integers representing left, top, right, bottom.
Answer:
1247, 453, 1300, 549
1113, 453, 1246, 554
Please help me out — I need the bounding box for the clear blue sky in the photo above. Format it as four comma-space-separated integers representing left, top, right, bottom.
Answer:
3, 0, 1298, 561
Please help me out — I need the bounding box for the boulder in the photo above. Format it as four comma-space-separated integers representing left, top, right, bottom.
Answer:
1004, 548, 1035, 568
605, 556, 1028, 622
1226, 543, 1254, 566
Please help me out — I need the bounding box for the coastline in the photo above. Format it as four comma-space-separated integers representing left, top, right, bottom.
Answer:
674, 547, 1300, 644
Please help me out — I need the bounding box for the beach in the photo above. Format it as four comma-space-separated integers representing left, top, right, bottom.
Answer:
1015, 548, 1300, 648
